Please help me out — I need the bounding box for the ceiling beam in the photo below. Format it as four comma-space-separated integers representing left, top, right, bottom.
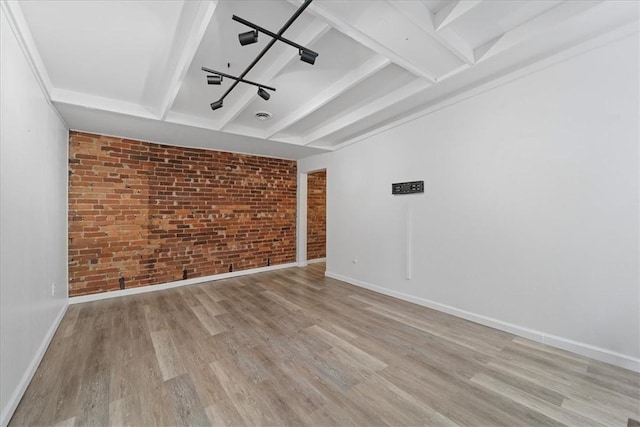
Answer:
432, 30, 475, 67
331, 19, 640, 153
433, 0, 483, 32
266, 55, 390, 139
52, 89, 157, 119
387, 0, 474, 66
137, 0, 218, 120
157, 1, 218, 120
292, 0, 437, 83
217, 20, 330, 130
474, 0, 604, 62
299, 79, 431, 146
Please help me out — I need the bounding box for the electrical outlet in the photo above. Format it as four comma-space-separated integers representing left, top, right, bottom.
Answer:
51, 282, 56, 297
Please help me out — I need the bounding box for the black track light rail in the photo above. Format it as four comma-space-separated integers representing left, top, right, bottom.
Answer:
201, 67, 276, 92
203, 0, 314, 111
232, 15, 318, 58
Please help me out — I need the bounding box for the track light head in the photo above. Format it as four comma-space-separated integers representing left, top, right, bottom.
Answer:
207, 75, 223, 85
239, 30, 258, 46
299, 49, 317, 65
210, 99, 223, 110
257, 87, 270, 101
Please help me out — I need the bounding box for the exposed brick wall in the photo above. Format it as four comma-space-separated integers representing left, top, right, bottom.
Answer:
307, 170, 326, 260
68, 131, 297, 296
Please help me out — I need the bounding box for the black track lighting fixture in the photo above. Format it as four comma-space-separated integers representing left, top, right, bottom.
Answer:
257, 87, 270, 101
232, 14, 318, 65
207, 75, 222, 85
201, 67, 275, 92
299, 49, 318, 65
202, 0, 316, 111
238, 30, 258, 46
210, 99, 223, 111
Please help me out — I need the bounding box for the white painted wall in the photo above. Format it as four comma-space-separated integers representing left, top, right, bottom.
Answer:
299, 33, 639, 371
1, 7, 69, 425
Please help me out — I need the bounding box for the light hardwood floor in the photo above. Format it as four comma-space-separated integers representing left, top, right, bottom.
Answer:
10, 263, 640, 426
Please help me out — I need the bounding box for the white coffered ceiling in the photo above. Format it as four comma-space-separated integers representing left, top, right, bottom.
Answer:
4, 0, 639, 159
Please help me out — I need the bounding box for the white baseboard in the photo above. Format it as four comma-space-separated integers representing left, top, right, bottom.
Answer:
325, 271, 640, 373
70, 262, 297, 304
1, 302, 68, 427
307, 257, 326, 264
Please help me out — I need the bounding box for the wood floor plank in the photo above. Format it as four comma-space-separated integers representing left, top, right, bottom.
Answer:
478, 362, 566, 407
378, 355, 549, 426
126, 360, 177, 426
150, 329, 187, 381
59, 306, 81, 338
427, 412, 462, 427
107, 398, 125, 427
512, 336, 592, 367
143, 301, 167, 332
305, 324, 387, 371
209, 359, 282, 426
487, 357, 640, 419
192, 287, 227, 316
256, 348, 327, 421
585, 360, 640, 399
164, 374, 211, 427
9, 263, 640, 426
346, 378, 432, 426
8, 329, 73, 426
107, 395, 145, 427
205, 400, 246, 427
51, 306, 98, 424
470, 372, 600, 426
190, 304, 227, 336
365, 371, 438, 420
53, 417, 76, 427
261, 289, 303, 312
73, 317, 111, 427
561, 397, 630, 426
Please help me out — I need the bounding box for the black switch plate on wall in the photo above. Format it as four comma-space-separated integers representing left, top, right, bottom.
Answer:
392, 181, 424, 195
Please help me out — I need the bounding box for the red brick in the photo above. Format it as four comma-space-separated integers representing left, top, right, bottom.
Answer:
307, 170, 326, 260
68, 131, 297, 296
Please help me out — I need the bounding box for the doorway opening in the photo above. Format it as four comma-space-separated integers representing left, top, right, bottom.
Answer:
306, 169, 326, 272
